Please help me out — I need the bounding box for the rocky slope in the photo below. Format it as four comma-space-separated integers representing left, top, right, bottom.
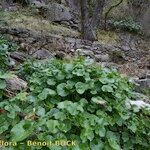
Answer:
0, 4, 149, 101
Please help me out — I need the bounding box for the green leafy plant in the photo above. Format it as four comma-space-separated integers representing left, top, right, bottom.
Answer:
0, 57, 150, 150
18, 59, 46, 80
113, 18, 141, 33
0, 72, 7, 98
0, 36, 19, 70
0, 71, 12, 99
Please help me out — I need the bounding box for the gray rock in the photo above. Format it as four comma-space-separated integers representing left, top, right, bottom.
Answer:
98, 62, 119, 70
6, 75, 27, 91
133, 92, 150, 103
121, 45, 130, 51
38, 3, 72, 22
95, 54, 110, 62
146, 71, 150, 79
137, 79, 150, 88
10, 51, 26, 62
31, 0, 45, 8
32, 49, 52, 59
126, 100, 150, 109
82, 50, 94, 57
125, 93, 150, 110
55, 51, 66, 59
64, 0, 81, 27
79, 50, 94, 57
94, 49, 102, 54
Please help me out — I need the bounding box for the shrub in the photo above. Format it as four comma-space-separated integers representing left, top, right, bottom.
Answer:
0, 57, 150, 150
113, 18, 141, 33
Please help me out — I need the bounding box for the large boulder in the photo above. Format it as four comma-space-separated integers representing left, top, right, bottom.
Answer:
32, 49, 53, 59
10, 51, 27, 62
36, 2, 72, 22
136, 79, 150, 89
134, 71, 150, 89
95, 54, 110, 62
6, 75, 27, 92
126, 92, 150, 110
63, 0, 81, 27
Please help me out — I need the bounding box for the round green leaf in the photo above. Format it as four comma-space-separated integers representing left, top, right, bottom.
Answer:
102, 85, 113, 92
0, 79, 6, 90
57, 83, 69, 97
75, 82, 87, 94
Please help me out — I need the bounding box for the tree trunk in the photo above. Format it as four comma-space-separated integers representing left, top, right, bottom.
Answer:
91, 0, 105, 29
80, 0, 105, 41
80, 0, 95, 41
